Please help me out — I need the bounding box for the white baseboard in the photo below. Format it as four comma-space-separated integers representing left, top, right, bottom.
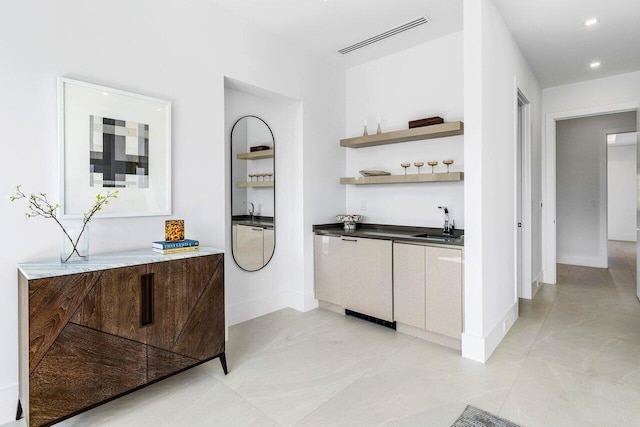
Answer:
461, 332, 485, 362
302, 291, 319, 312
557, 253, 607, 268
531, 270, 543, 298
227, 290, 314, 327
0, 383, 18, 425
521, 270, 543, 300
226, 292, 290, 326
396, 323, 461, 351
461, 300, 519, 363
608, 234, 637, 242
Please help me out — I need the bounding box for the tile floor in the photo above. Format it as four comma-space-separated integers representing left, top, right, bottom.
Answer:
6, 241, 640, 427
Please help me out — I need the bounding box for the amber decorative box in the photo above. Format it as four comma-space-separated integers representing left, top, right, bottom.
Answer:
165, 220, 185, 241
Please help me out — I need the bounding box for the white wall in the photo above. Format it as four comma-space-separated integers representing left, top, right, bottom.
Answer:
543, 71, 640, 113
556, 112, 636, 267
345, 32, 464, 229
0, 0, 345, 423
463, 0, 542, 362
608, 143, 638, 242
542, 71, 640, 283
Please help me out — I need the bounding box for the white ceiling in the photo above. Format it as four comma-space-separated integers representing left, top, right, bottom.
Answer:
209, 0, 463, 67
493, 0, 640, 88
211, 0, 640, 87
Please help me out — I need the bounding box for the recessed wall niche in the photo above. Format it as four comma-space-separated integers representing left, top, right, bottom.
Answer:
223, 77, 303, 323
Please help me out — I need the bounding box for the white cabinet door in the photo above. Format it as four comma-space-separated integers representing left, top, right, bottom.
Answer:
425, 246, 463, 339
341, 237, 393, 322
393, 243, 426, 329
314, 235, 343, 306
235, 225, 264, 271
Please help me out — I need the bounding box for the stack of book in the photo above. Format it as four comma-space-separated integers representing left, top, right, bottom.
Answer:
152, 239, 199, 254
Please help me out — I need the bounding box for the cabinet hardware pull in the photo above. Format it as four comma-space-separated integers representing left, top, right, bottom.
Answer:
141, 273, 154, 326
341, 238, 358, 242
251, 228, 263, 231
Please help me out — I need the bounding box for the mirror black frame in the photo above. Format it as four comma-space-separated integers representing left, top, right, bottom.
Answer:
230, 115, 276, 272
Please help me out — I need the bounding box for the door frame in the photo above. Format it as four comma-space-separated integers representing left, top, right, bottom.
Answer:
515, 88, 533, 298
543, 101, 639, 284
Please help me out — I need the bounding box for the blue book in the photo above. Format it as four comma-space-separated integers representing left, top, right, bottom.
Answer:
152, 239, 199, 250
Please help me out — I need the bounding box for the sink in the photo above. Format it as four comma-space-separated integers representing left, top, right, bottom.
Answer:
413, 233, 459, 242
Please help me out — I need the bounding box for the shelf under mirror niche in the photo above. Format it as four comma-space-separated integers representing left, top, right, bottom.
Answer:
340, 172, 463, 185
237, 181, 275, 188
236, 149, 274, 160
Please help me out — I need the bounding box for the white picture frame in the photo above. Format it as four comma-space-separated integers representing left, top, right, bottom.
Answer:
58, 77, 171, 218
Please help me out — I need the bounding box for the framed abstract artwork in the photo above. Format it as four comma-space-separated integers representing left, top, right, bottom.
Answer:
58, 78, 171, 218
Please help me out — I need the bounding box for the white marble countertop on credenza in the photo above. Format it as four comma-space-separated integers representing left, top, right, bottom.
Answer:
18, 247, 224, 280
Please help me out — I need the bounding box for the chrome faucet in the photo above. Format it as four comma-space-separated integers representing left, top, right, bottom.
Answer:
438, 206, 455, 234
245, 202, 255, 222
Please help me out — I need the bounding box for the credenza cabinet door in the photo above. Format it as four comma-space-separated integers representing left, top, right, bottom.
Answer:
146, 254, 225, 381
26, 266, 148, 427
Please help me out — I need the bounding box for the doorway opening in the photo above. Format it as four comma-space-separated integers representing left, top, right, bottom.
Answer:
543, 102, 639, 284
607, 131, 638, 243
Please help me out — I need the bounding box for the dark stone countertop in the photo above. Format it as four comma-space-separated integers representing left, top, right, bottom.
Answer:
232, 215, 274, 229
313, 223, 464, 247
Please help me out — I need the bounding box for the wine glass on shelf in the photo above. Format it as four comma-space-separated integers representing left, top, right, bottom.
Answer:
401, 162, 411, 175
443, 159, 454, 173
248, 173, 256, 182
428, 161, 438, 174
414, 162, 424, 174
266, 173, 273, 182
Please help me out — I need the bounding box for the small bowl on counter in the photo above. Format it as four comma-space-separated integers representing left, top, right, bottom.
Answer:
336, 214, 362, 231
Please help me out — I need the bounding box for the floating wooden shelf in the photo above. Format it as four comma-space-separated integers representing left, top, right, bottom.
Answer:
340, 122, 464, 148
340, 172, 463, 185
237, 181, 274, 188
237, 149, 274, 160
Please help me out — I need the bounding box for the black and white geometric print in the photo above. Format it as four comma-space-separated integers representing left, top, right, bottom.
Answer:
89, 116, 150, 188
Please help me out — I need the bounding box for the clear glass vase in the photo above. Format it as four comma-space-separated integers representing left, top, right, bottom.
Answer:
60, 225, 89, 263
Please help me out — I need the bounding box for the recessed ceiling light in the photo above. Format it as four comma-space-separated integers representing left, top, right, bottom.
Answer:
584, 17, 599, 27
590, 61, 601, 68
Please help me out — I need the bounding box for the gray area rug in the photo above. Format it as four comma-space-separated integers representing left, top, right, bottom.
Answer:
452, 405, 522, 427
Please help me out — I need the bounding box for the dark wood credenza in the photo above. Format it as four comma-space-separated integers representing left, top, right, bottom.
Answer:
17, 248, 226, 426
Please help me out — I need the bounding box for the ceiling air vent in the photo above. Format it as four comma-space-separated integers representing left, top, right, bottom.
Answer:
338, 16, 429, 55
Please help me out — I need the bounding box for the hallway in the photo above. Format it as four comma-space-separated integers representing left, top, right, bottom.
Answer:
497, 240, 640, 425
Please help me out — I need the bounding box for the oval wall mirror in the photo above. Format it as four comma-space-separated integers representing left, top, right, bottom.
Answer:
231, 116, 275, 271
